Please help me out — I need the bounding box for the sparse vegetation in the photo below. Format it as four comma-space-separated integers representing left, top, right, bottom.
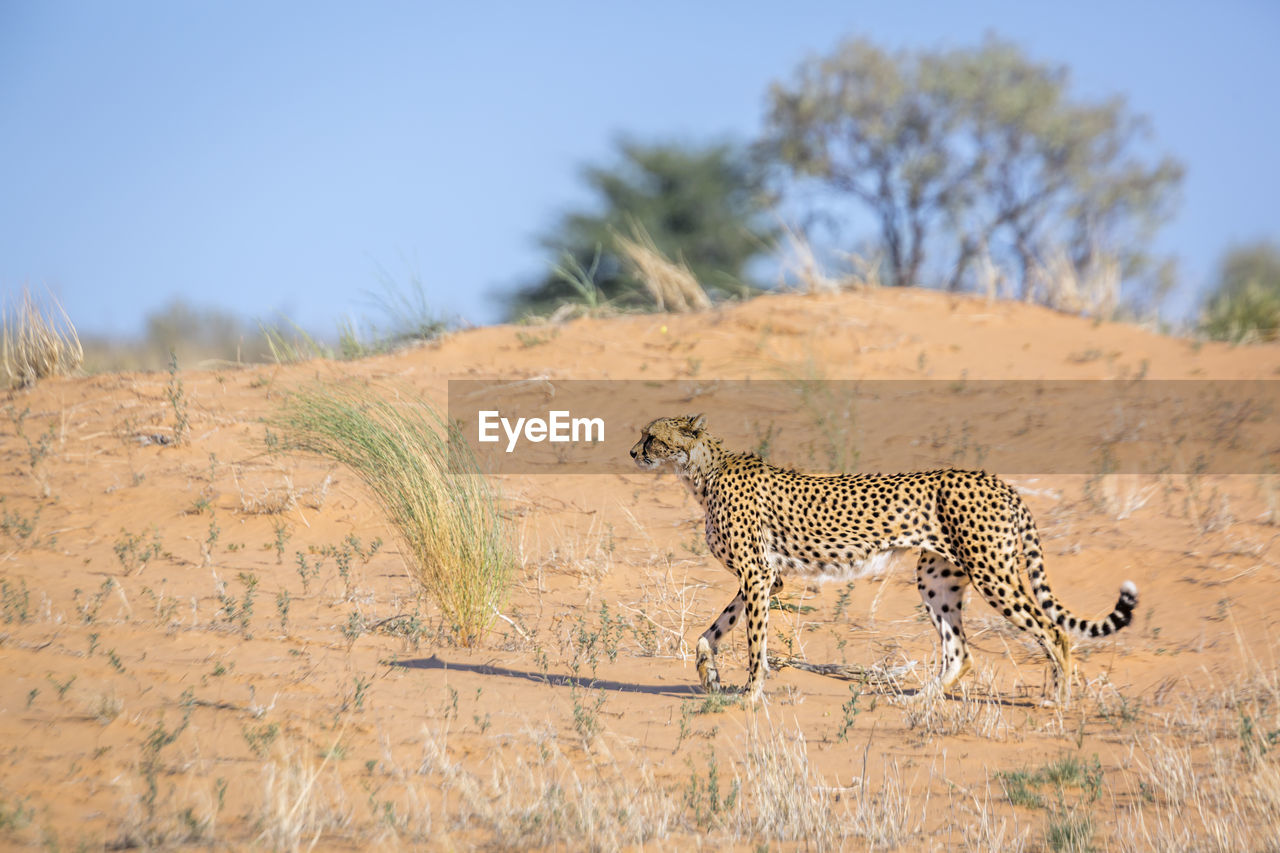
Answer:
166, 351, 190, 444
0, 579, 32, 624
217, 571, 259, 637
6, 405, 57, 498
114, 527, 163, 574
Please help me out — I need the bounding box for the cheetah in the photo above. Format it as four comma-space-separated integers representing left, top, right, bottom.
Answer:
630, 414, 1138, 705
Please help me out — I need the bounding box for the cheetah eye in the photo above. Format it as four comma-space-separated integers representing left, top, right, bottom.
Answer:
648, 437, 672, 454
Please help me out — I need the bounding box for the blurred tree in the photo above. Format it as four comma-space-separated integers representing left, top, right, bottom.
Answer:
760, 36, 1183, 309
143, 300, 271, 366
1201, 241, 1280, 342
506, 139, 778, 318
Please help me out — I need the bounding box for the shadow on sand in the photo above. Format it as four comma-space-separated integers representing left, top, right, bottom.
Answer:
391, 655, 1043, 708
389, 654, 703, 698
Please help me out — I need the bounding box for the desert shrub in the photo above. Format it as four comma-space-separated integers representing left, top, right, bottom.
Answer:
1201, 241, 1280, 343
2, 287, 83, 389
274, 382, 512, 645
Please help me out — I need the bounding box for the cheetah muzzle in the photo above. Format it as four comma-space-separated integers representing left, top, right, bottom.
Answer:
630, 414, 1139, 706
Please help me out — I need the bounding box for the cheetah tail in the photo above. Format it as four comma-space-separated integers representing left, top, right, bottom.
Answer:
1050, 581, 1139, 641
1019, 502, 1139, 640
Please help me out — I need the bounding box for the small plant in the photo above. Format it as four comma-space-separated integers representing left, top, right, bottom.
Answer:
46, 674, 75, 699
166, 350, 190, 444
275, 589, 291, 634
675, 702, 697, 752
516, 329, 557, 348
272, 520, 290, 564
1046, 805, 1095, 853
998, 767, 1046, 808
997, 753, 1105, 811
295, 551, 317, 593
683, 748, 739, 831
1239, 711, 1280, 763
345, 533, 382, 563
1, 578, 31, 624
341, 610, 364, 645
0, 499, 41, 545
242, 721, 280, 758
833, 581, 855, 621
7, 406, 58, 499
75, 579, 115, 625
571, 685, 606, 740
0, 796, 33, 833
114, 527, 162, 574
695, 691, 744, 714
140, 583, 180, 625
319, 539, 356, 598
352, 676, 371, 711
106, 648, 126, 673
217, 572, 258, 636
236, 572, 258, 634
442, 685, 459, 720
770, 596, 815, 615
201, 518, 221, 567
834, 685, 862, 743
138, 690, 193, 832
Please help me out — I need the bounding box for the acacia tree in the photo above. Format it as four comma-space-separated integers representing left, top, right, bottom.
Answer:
761, 36, 1183, 306
507, 139, 777, 318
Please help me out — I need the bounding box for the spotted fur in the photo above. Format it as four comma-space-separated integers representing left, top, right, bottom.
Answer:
630, 414, 1138, 705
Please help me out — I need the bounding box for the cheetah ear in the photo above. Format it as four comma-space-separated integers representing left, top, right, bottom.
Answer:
688, 413, 706, 432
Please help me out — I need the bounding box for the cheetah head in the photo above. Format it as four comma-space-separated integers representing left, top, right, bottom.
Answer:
630, 414, 707, 471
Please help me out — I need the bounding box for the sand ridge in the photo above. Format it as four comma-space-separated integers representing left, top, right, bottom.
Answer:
2, 288, 1278, 848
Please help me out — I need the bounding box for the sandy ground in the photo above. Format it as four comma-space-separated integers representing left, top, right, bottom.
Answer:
2, 288, 1279, 850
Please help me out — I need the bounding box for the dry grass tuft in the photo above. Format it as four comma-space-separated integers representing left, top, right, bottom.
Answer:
2, 286, 83, 389
780, 226, 882, 292
1028, 246, 1120, 319
614, 224, 712, 313
274, 382, 513, 646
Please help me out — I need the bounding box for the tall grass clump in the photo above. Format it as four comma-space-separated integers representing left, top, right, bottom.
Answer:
614, 223, 712, 313
274, 383, 512, 645
2, 286, 83, 389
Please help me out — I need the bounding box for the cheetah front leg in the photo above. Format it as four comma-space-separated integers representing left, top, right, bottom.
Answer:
696, 592, 743, 693
742, 566, 773, 703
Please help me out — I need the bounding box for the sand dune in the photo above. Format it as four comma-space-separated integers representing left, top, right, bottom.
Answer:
2, 289, 1278, 849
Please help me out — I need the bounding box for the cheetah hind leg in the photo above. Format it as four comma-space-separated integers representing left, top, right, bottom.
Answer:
916, 553, 973, 700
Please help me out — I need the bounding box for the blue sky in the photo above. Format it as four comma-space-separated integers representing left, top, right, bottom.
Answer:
2, 1, 1277, 337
